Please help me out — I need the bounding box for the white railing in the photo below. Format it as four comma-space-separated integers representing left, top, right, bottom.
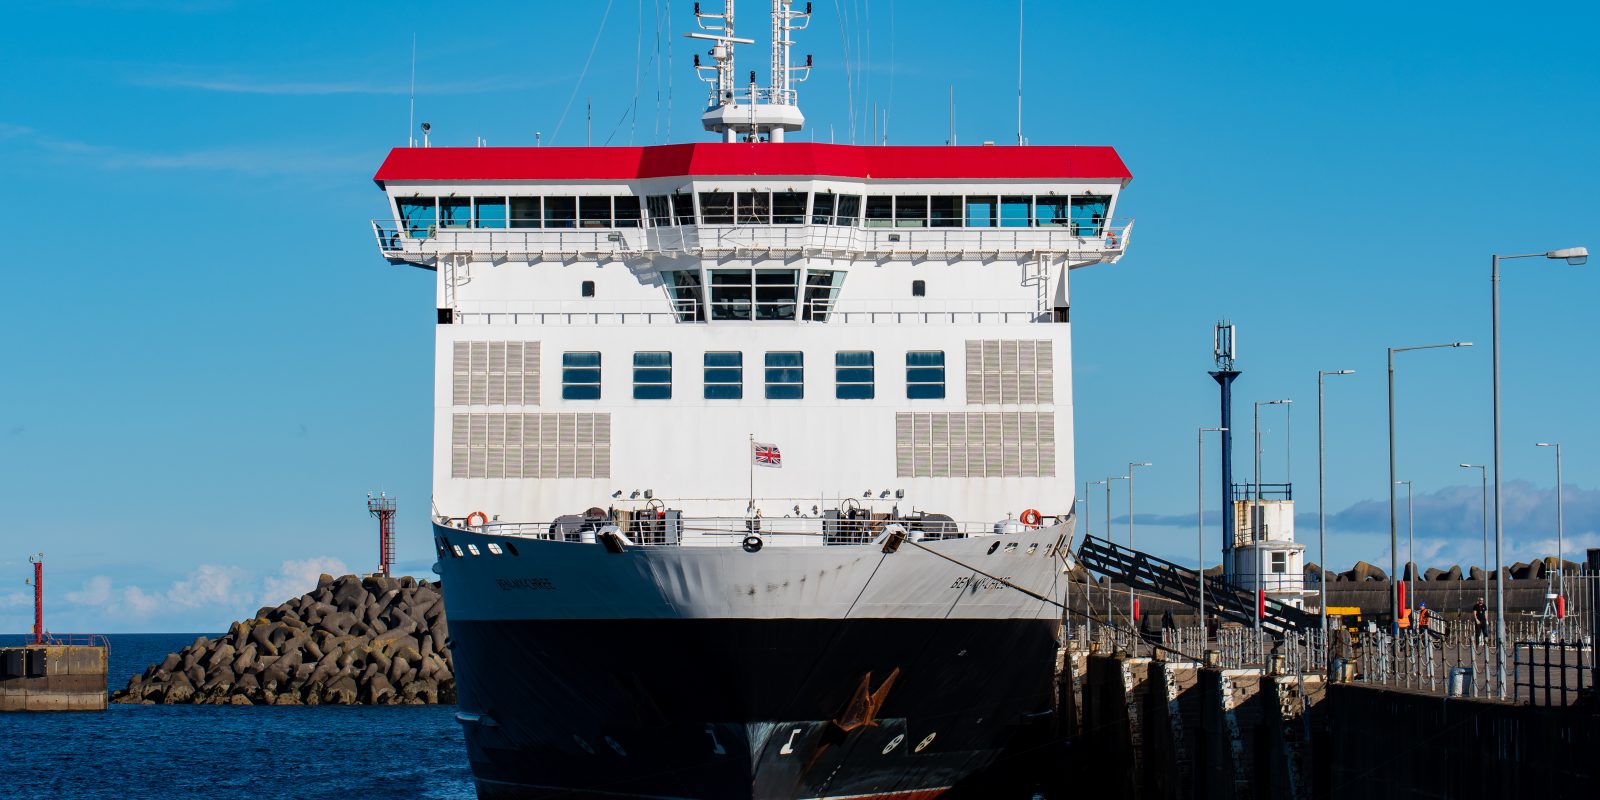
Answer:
453, 296, 1045, 327
373, 219, 1133, 265
450, 514, 1052, 548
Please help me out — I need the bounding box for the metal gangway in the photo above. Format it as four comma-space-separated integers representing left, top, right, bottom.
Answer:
1076, 534, 1319, 636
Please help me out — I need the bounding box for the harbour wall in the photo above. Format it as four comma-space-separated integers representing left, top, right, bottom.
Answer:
1055, 649, 1598, 799
0, 644, 107, 712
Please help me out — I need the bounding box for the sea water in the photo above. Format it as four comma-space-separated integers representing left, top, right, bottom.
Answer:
0, 633, 474, 800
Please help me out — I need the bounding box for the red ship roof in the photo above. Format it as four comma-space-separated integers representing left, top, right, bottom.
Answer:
373, 143, 1131, 184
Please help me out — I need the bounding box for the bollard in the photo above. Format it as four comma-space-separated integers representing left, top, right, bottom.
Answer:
1204, 649, 1220, 668
1447, 666, 1473, 697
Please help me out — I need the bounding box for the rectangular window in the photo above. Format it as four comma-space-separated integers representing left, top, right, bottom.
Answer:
633, 351, 671, 399
440, 197, 471, 228
930, 196, 962, 228
1035, 196, 1070, 228
704, 351, 743, 399
965, 196, 998, 227
811, 192, 836, 225
736, 191, 771, 225
802, 269, 844, 321
562, 352, 601, 400
613, 196, 642, 228
646, 195, 672, 226
907, 351, 947, 399
510, 197, 541, 228
709, 270, 753, 320
1271, 551, 1287, 574
836, 351, 875, 399
765, 352, 804, 399
672, 192, 696, 225
1000, 196, 1033, 227
474, 197, 507, 228
663, 270, 706, 322
699, 192, 734, 224
865, 196, 894, 227
544, 196, 577, 229
398, 197, 436, 238
579, 196, 612, 228
835, 195, 862, 226
1071, 195, 1111, 235
773, 191, 807, 225
894, 196, 928, 228
754, 269, 799, 320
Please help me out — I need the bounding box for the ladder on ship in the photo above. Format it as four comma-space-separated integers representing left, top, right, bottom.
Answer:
1076, 535, 1318, 636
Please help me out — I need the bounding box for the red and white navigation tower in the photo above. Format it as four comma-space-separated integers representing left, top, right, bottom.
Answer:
367, 493, 398, 577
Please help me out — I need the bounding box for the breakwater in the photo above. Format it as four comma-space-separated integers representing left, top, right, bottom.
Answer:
111, 574, 453, 705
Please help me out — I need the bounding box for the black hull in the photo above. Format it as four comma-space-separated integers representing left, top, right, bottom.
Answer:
451, 618, 1059, 799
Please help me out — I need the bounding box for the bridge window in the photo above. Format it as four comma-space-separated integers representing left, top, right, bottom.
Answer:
544, 196, 577, 228
811, 192, 835, 225
906, 351, 946, 399
865, 196, 893, 228
474, 197, 507, 228
834, 195, 862, 226
930, 196, 962, 228
699, 192, 734, 224
1071, 195, 1111, 235
613, 196, 642, 228
398, 197, 436, 238
765, 352, 804, 399
672, 192, 697, 225
709, 270, 753, 320
1035, 197, 1070, 228
836, 351, 875, 400
510, 197, 541, 228
562, 352, 602, 400
646, 195, 672, 226
802, 270, 844, 321
579, 196, 611, 228
663, 270, 706, 322
1000, 196, 1033, 228
633, 352, 672, 399
755, 270, 799, 320
440, 198, 471, 228
737, 191, 772, 225
965, 196, 997, 227
704, 352, 743, 399
773, 191, 807, 225
894, 196, 928, 228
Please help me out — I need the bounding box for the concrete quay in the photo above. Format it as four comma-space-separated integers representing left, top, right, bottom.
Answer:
0, 643, 108, 712
1051, 645, 1598, 800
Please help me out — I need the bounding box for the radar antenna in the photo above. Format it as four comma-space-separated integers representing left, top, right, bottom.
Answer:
688, 1, 812, 142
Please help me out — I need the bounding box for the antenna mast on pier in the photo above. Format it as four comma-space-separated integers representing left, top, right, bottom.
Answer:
26, 553, 43, 644
690, 0, 812, 142
1210, 322, 1240, 558
367, 493, 398, 578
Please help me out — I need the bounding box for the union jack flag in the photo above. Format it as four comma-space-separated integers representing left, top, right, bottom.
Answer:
752, 442, 782, 468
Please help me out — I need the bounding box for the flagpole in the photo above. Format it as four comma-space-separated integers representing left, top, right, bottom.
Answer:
748, 433, 755, 513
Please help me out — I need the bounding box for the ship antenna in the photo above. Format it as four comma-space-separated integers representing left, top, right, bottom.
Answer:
1016, 0, 1024, 146
687, 0, 811, 142
407, 33, 417, 147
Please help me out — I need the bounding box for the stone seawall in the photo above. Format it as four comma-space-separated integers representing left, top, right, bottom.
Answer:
112, 574, 454, 706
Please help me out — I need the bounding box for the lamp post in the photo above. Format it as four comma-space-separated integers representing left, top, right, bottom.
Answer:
1198, 428, 1227, 639
1106, 476, 1128, 628
1396, 479, 1414, 624
1460, 464, 1489, 625
1128, 461, 1153, 631
1388, 341, 1471, 639
1536, 443, 1564, 595
1491, 247, 1586, 698
1318, 370, 1355, 643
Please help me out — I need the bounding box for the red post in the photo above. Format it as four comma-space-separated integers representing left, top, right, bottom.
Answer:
368, 494, 398, 578
30, 555, 43, 645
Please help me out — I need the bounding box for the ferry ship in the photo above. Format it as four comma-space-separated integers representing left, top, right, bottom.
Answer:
371, 3, 1132, 796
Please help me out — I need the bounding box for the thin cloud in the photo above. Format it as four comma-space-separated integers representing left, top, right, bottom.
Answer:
1, 121, 367, 175
128, 73, 556, 96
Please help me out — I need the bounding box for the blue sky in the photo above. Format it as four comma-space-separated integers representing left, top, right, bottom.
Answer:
2, 0, 1597, 632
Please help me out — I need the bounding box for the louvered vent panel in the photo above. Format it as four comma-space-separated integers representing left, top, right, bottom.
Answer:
452, 343, 471, 406
965, 341, 983, 404
486, 415, 506, 478
1039, 413, 1056, 476
558, 446, 577, 479
525, 345, 541, 405
504, 342, 524, 405
1036, 343, 1054, 404
576, 445, 594, 479
593, 442, 611, 478
451, 414, 470, 478
1018, 341, 1038, 404
895, 413, 914, 477
468, 343, 488, 405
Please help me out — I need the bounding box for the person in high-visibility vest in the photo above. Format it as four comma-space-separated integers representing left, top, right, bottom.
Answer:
1416, 602, 1431, 635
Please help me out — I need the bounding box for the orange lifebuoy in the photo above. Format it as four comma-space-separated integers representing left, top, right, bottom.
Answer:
1019, 508, 1043, 528
465, 511, 489, 528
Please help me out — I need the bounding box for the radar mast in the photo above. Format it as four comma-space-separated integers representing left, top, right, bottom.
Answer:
689, 0, 812, 142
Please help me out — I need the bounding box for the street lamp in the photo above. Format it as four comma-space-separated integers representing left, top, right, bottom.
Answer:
1106, 476, 1129, 628
1536, 442, 1564, 595
1128, 461, 1153, 631
1460, 464, 1489, 633
1318, 370, 1355, 643
1198, 428, 1227, 639
1491, 246, 1585, 698
1396, 479, 1414, 625
1388, 341, 1471, 638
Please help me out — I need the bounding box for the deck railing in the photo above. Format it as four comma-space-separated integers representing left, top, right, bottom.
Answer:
443, 513, 1059, 548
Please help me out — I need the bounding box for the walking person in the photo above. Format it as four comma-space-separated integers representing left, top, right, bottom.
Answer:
1473, 598, 1489, 644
